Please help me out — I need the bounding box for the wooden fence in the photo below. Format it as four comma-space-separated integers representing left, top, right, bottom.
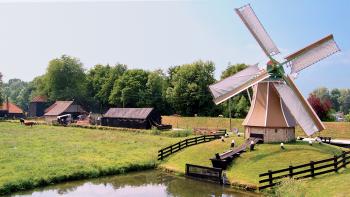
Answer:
185, 163, 223, 184
259, 151, 350, 190
158, 134, 223, 160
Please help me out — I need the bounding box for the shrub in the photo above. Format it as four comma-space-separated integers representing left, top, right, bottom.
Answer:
345, 114, 350, 122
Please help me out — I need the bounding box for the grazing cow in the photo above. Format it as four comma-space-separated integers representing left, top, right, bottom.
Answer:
23, 121, 36, 127
20, 118, 25, 124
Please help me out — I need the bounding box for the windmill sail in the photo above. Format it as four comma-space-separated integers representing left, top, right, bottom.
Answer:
235, 4, 280, 57
274, 76, 325, 136
285, 34, 340, 74
209, 65, 269, 105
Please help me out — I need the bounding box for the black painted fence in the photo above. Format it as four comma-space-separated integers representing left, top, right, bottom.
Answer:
158, 134, 224, 160
259, 151, 350, 190
185, 163, 223, 184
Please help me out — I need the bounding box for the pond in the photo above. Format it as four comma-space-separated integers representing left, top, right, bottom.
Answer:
9, 170, 260, 197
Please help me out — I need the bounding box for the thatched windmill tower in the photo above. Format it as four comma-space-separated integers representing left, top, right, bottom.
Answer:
209, 4, 340, 143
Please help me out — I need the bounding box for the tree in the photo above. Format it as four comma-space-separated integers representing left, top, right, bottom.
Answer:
87, 64, 127, 112
143, 70, 170, 114
312, 87, 331, 102
2, 78, 29, 110
220, 63, 247, 79
307, 94, 332, 121
330, 88, 341, 112
220, 63, 251, 118
109, 69, 149, 107
28, 75, 48, 99
45, 55, 87, 103
166, 60, 216, 116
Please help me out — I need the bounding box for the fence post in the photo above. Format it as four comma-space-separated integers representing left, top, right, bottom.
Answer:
289, 165, 293, 178
195, 137, 198, 144
342, 151, 346, 168
186, 139, 188, 147
268, 170, 273, 186
310, 161, 315, 177
204, 135, 206, 142
160, 150, 163, 160
219, 169, 223, 185
186, 164, 189, 175
334, 155, 338, 173
178, 142, 181, 150
170, 146, 173, 154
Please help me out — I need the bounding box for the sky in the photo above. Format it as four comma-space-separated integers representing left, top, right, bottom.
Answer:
0, 0, 349, 96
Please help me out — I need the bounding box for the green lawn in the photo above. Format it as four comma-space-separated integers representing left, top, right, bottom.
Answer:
0, 122, 183, 195
163, 116, 350, 139
161, 136, 345, 189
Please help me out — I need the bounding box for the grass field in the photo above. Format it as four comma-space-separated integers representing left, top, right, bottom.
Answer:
160, 135, 344, 186
0, 122, 184, 195
163, 116, 350, 139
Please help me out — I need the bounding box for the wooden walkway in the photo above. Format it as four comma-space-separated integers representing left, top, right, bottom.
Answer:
211, 137, 261, 169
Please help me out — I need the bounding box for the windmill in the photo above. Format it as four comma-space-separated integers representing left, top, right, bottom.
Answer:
209, 4, 340, 143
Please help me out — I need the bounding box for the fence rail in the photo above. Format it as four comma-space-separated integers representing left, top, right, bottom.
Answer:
185, 163, 223, 184
158, 134, 224, 160
259, 151, 350, 190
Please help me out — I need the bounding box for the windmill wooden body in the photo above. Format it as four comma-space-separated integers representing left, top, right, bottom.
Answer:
209, 4, 340, 143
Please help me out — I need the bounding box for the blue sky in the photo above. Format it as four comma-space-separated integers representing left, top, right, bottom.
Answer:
0, 0, 349, 96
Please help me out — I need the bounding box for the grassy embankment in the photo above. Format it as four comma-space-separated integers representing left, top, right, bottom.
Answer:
163, 116, 350, 139
0, 122, 187, 195
161, 116, 350, 196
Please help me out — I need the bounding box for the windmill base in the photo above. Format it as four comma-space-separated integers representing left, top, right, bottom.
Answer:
244, 126, 295, 143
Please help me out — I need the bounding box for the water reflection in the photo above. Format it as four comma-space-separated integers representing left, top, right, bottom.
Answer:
10, 171, 260, 197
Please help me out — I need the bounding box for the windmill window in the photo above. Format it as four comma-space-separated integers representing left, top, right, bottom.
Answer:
275, 129, 278, 133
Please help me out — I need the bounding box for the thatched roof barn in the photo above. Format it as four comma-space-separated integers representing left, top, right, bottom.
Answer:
101, 108, 161, 129
0, 101, 24, 118
44, 101, 87, 122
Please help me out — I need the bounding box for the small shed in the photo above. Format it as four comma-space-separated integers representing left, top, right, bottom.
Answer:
44, 101, 87, 122
0, 101, 24, 118
28, 96, 48, 117
101, 108, 161, 129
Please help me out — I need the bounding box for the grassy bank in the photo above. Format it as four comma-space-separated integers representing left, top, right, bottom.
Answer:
0, 122, 184, 195
163, 116, 350, 139
161, 136, 344, 188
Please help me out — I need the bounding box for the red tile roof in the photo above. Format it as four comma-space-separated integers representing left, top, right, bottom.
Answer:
0, 102, 24, 114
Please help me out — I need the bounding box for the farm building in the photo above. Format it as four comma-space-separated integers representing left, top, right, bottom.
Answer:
0, 101, 24, 118
101, 108, 164, 129
28, 96, 48, 117
44, 101, 87, 122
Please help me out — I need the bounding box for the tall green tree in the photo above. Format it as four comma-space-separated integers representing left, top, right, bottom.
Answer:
98, 64, 127, 106
220, 63, 251, 118
45, 55, 87, 103
87, 64, 127, 111
109, 69, 149, 107
312, 87, 331, 102
143, 70, 170, 114
330, 88, 341, 112
166, 60, 216, 116
2, 78, 29, 110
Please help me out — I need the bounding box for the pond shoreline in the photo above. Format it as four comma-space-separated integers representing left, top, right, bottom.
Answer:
9, 170, 261, 197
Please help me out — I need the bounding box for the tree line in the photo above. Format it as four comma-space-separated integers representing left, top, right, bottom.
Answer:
0, 55, 349, 121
